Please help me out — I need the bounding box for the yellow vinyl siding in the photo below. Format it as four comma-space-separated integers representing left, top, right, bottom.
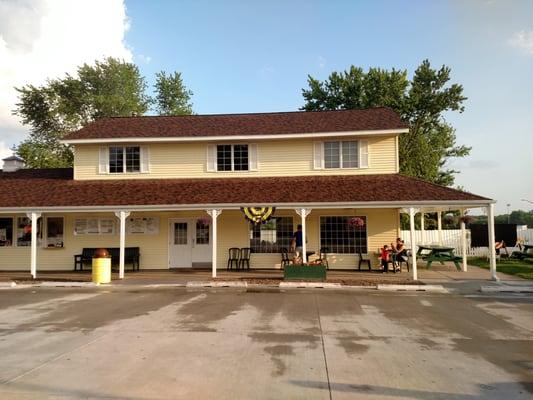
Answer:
0, 209, 399, 271
73, 135, 398, 180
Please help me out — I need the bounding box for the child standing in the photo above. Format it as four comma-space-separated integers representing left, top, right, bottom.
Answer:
380, 244, 391, 273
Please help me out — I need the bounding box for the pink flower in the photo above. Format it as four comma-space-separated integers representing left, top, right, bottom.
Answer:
348, 217, 365, 228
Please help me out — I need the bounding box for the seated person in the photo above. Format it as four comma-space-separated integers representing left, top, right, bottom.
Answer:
394, 238, 408, 261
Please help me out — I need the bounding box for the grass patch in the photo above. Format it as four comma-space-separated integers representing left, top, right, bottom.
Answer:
469, 257, 533, 280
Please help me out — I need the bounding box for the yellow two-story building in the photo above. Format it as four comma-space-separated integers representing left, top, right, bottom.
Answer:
0, 107, 497, 280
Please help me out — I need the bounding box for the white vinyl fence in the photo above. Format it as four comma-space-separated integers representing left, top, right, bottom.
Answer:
399, 228, 533, 257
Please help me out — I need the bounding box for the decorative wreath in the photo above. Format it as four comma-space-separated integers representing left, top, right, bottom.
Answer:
241, 207, 276, 225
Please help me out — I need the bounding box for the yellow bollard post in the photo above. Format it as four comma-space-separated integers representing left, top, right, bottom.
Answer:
92, 248, 111, 284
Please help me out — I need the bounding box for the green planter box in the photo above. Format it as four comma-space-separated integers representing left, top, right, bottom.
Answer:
284, 264, 327, 281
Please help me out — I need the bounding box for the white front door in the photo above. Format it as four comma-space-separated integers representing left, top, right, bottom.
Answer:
169, 218, 212, 268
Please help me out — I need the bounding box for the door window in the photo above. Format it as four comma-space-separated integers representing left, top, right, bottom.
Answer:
174, 223, 188, 245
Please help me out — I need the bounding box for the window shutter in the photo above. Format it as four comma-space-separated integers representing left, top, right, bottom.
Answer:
140, 146, 150, 173
99, 146, 109, 174
206, 144, 217, 172
248, 143, 258, 171
359, 140, 369, 168
313, 142, 324, 169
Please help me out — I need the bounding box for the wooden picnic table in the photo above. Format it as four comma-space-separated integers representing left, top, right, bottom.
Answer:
416, 245, 462, 270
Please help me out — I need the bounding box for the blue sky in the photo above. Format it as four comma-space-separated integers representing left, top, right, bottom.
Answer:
1, 0, 532, 214
123, 0, 533, 214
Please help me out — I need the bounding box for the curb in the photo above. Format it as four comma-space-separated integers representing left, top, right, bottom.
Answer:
0, 281, 17, 288
279, 282, 342, 289
186, 281, 248, 288
38, 281, 99, 288
377, 284, 448, 293
481, 285, 533, 293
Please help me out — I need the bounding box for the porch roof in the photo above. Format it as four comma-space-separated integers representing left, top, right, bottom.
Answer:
0, 168, 491, 211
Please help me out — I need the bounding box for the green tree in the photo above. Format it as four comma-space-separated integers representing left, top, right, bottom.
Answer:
13, 58, 194, 168
301, 60, 470, 186
154, 71, 193, 115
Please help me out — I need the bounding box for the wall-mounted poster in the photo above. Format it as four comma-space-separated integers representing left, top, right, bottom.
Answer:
126, 217, 159, 235
74, 218, 115, 235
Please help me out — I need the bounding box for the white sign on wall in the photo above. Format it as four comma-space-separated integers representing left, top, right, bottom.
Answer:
126, 217, 159, 235
74, 218, 116, 235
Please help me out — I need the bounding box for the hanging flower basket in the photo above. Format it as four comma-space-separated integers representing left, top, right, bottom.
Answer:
197, 217, 210, 226
348, 217, 365, 228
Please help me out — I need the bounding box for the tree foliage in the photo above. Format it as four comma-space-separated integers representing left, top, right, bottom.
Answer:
13, 58, 193, 168
301, 60, 470, 186
154, 71, 193, 116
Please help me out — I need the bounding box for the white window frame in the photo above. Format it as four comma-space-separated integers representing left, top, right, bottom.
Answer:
318, 215, 368, 254
324, 141, 358, 169
216, 144, 249, 172
101, 145, 149, 174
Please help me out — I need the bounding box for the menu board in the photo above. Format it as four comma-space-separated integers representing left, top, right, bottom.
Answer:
127, 217, 159, 235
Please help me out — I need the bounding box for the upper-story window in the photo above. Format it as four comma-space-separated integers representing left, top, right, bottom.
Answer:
207, 144, 257, 172
109, 146, 140, 173
324, 141, 358, 168
99, 146, 149, 174
314, 140, 369, 170
216, 144, 249, 171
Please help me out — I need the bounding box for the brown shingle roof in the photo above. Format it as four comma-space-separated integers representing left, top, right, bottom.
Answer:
0, 169, 490, 208
63, 107, 408, 140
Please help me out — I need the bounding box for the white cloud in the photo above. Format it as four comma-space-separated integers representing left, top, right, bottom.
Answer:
0, 0, 132, 149
0, 142, 13, 161
509, 29, 533, 55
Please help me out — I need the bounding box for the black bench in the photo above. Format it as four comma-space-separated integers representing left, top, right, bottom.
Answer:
74, 247, 140, 271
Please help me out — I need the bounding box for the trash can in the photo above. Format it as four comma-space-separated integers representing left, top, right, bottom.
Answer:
92, 248, 111, 284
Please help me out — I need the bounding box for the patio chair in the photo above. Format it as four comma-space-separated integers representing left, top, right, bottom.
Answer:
239, 247, 251, 270
280, 247, 291, 269
357, 250, 372, 271
227, 247, 240, 270
316, 247, 329, 269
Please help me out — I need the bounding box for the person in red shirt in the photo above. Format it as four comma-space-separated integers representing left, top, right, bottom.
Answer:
380, 244, 391, 273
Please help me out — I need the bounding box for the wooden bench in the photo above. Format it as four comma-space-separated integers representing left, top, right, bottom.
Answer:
74, 247, 140, 271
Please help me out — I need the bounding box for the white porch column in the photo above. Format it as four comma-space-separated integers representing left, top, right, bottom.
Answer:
487, 203, 498, 281
207, 209, 222, 278
26, 212, 41, 279
114, 211, 130, 279
460, 209, 468, 272
437, 211, 443, 244
420, 210, 425, 244
295, 208, 312, 263
409, 207, 418, 281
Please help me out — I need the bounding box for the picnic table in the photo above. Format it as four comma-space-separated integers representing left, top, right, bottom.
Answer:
416, 245, 462, 270
512, 244, 533, 260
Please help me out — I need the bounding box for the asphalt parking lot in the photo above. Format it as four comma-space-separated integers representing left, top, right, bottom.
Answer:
0, 287, 532, 399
